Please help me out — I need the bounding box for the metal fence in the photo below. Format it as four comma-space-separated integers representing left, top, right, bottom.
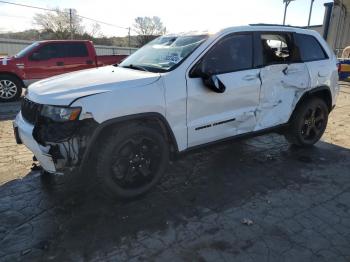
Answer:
0, 38, 137, 57
94, 45, 136, 56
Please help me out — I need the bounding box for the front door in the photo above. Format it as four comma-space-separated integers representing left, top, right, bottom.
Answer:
24, 43, 67, 80
186, 33, 261, 147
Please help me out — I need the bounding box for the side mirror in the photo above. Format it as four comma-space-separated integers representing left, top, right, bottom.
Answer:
190, 61, 208, 78
203, 75, 226, 93
190, 60, 226, 93
30, 52, 43, 61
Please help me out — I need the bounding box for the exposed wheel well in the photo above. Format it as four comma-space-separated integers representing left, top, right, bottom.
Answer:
0, 72, 24, 87
289, 86, 332, 123
81, 113, 179, 170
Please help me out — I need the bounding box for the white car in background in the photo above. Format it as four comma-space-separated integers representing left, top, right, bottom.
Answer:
14, 25, 339, 199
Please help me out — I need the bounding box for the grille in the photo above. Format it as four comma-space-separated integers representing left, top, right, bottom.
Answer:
21, 98, 42, 125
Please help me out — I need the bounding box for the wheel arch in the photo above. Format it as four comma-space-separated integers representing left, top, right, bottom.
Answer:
289, 86, 333, 123
0, 72, 25, 87
80, 112, 179, 171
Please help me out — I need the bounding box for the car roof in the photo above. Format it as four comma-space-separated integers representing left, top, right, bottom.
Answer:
37, 40, 91, 44
219, 25, 316, 34
164, 25, 319, 38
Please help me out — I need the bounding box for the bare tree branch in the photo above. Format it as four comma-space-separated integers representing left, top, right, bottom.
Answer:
33, 8, 84, 39
133, 16, 166, 46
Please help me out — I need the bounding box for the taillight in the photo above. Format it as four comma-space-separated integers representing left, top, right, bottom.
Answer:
337, 63, 341, 72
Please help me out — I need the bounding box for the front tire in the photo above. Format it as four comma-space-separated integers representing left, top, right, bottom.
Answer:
0, 75, 22, 102
285, 97, 329, 147
95, 123, 169, 199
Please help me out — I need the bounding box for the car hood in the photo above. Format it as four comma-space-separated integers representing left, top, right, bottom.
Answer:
27, 66, 161, 105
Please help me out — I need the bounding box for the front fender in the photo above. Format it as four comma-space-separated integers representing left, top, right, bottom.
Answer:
71, 79, 166, 123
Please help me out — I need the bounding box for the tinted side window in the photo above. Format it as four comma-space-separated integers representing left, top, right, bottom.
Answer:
295, 34, 327, 61
202, 34, 253, 74
34, 43, 64, 60
260, 33, 297, 65
64, 43, 89, 57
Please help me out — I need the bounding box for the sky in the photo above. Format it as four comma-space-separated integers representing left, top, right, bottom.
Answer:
0, 0, 332, 37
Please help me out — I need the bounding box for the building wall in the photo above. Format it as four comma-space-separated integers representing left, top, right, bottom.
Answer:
323, 0, 350, 56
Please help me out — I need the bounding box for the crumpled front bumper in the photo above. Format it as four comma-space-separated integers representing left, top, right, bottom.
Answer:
13, 112, 57, 173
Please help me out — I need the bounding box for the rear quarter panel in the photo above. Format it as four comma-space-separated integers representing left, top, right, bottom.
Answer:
302, 31, 339, 106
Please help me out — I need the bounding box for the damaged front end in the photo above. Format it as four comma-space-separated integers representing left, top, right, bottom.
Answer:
22, 98, 98, 174
33, 118, 98, 174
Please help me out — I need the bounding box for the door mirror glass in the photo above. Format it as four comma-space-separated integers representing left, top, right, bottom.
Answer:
202, 75, 226, 93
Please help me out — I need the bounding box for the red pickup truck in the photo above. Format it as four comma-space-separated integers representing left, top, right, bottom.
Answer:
0, 40, 128, 102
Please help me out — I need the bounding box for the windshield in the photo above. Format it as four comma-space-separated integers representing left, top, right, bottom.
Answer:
15, 42, 40, 58
120, 34, 209, 72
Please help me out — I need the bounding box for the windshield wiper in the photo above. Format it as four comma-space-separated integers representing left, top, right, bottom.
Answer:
122, 64, 149, 72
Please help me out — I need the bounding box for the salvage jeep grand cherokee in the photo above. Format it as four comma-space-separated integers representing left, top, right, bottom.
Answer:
14, 25, 339, 198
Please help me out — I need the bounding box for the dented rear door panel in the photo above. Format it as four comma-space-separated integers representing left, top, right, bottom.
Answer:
254, 63, 310, 130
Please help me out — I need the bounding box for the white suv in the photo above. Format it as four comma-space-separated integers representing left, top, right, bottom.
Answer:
14, 25, 339, 198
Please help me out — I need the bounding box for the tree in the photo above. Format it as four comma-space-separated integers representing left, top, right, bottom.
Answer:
89, 23, 102, 38
33, 8, 84, 39
133, 16, 166, 47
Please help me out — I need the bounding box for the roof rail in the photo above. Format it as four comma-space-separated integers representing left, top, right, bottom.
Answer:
249, 23, 305, 29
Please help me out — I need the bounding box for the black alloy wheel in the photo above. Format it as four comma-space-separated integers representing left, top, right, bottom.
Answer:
285, 97, 329, 147
95, 123, 169, 199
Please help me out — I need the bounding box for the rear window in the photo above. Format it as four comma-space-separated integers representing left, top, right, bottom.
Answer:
260, 33, 296, 65
295, 34, 328, 62
64, 43, 89, 57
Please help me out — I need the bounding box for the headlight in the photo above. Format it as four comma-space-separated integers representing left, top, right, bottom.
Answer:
41, 105, 81, 122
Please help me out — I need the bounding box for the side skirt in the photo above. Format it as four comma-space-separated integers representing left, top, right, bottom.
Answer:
180, 123, 289, 155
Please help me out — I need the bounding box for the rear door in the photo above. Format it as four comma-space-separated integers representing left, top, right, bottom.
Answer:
59, 42, 95, 73
186, 33, 261, 147
254, 31, 310, 131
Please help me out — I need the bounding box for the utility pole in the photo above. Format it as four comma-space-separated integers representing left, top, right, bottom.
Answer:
69, 8, 73, 39
307, 0, 315, 27
283, 0, 295, 25
128, 27, 131, 54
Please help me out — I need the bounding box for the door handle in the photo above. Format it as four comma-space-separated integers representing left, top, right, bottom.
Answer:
282, 67, 288, 75
282, 67, 300, 75
243, 74, 258, 81
56, 61, 64, 66
318, 70, 328, 77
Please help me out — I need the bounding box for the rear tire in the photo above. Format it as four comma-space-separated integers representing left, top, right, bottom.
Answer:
0, 75, 23, 102
285, 97, 328, 147
95, 123, 169, 199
